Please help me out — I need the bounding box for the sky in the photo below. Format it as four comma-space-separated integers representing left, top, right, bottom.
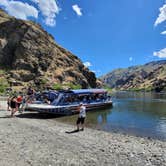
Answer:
0, 0, 166, 77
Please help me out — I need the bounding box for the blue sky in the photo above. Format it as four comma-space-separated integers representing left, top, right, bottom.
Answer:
0, 0, 166, 77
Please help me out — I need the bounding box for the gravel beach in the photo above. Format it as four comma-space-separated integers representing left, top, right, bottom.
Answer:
0, 101, 166, 166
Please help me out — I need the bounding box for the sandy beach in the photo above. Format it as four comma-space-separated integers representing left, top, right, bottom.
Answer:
0, 101, 166, 166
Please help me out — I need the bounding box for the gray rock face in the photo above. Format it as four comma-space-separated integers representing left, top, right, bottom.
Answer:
0, 9, 96, 88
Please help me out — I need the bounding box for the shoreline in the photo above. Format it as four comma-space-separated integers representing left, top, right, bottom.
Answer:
1, 99, 166, 141
0, 109, 166, 165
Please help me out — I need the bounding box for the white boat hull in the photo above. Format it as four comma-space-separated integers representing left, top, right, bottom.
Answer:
25, 101, 113, 115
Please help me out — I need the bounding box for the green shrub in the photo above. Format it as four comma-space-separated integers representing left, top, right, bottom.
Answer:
128, 88, 141, 91
52, 83, 63, 90
102, 85, 112, 93
0, 78, 9, 93
40, 79, 47, 85
0, 86, 6, 93
145, 86, 154, 92
0, 70, 5, 75
65, 83, 81, 90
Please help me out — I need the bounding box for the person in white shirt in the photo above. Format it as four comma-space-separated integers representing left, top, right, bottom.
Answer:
76, 103, 86, 131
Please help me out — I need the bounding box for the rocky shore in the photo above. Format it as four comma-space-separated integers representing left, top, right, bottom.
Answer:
0, 101, 166, 166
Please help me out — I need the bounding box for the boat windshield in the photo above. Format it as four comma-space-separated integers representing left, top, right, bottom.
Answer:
36, 91, 58, 103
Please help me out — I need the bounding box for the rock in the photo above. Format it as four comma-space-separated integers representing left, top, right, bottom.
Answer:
0, 9, 97, 89
100, 60, 166, 92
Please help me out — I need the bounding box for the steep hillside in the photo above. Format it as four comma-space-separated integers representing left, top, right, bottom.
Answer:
0, 9, 96, 89
100, 60, 166, 92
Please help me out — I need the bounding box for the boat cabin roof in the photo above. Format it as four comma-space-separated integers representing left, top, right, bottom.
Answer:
60, 89, 107, 95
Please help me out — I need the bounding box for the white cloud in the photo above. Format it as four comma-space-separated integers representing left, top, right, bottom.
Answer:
31, 0, 60, 27
0, 0, 9, 6
72, 4, 82, 16
0, 0, 60, 27
161, 31, 166, 35
31, 0, 39, 3
129, 57, 133, 62
84, 62, 92, 68
153, 48, 166, 58
92, 70, 101, 74
0, 0, 38, 20
154, 3, 166, 26
153, 3, 166, 60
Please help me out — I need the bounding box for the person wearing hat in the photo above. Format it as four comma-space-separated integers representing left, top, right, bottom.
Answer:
76, 103, 86, 131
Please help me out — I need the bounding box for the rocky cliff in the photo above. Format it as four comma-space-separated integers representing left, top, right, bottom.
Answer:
0, 9, 96, 89
100, 60, 166, 92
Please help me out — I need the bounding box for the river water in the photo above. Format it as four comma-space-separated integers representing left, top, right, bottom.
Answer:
57, 92, 166, 140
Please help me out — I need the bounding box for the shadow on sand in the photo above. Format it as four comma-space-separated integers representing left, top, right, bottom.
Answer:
16, 112, 64, 119
65, 129, 79, 134
0, 115, 12, 118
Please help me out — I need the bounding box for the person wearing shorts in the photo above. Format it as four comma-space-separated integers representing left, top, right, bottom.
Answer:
76, 103, 86, 131
10, 96, 18, 117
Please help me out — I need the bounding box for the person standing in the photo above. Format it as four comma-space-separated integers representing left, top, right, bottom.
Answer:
18, 95, 26, 113
7, 96, 11, 111
76, 103, 86, 131
17, 95, 23, 108
26, 86, 35, 103
10, 96, 18, 117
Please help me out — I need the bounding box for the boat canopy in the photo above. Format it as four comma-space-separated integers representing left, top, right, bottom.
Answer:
70, 89, 107, 95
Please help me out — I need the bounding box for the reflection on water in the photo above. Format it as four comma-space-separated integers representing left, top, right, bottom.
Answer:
57, 92, 166, 140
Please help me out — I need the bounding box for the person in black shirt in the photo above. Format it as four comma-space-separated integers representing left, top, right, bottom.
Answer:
10, 96, 18, 117
26, 86, 35, 103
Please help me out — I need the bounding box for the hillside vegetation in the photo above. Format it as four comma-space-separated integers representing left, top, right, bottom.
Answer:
0, 9, 96, 91
100, 60, 166, 92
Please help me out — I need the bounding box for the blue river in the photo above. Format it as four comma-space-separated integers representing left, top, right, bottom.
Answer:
57, 92, 166, 140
